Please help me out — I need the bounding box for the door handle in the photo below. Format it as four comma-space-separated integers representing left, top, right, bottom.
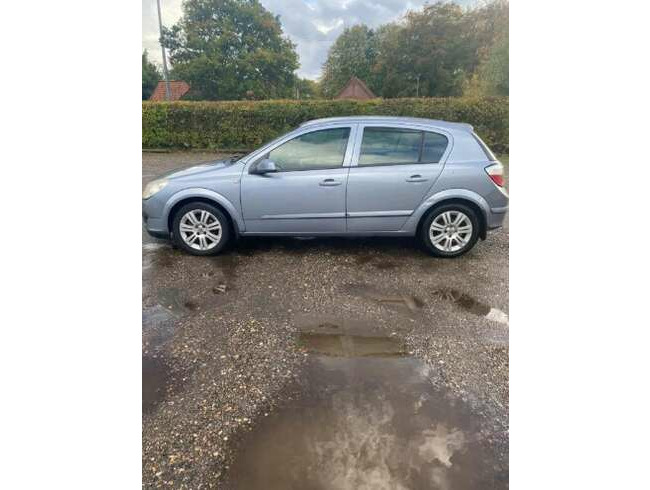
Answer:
406, 174, 428, 183
319, 178, 342, 187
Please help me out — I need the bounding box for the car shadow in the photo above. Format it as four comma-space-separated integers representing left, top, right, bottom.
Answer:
230, 235, 428, 259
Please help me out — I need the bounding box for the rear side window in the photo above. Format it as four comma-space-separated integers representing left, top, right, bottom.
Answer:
359, 128, 422, 166
359, 127, 448, 166
421, 132, 448, 163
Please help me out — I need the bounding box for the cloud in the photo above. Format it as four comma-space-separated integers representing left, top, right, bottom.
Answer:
142, 0, 476, 80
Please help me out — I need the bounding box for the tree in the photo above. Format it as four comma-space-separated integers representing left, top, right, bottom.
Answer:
295, 77, 322, 99
321, 1, 509, 98
142, 50, 161, 100
162, 0, 298, 100
320, 25, 379, 98
464, 0, 509, 96
374, 2, 476, 98
477, 34, 508, 95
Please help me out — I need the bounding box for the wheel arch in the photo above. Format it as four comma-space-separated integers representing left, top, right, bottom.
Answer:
164, 190, 242, 238
416, 197, 488, 241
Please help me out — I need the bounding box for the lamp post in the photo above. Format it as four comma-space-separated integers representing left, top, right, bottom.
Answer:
156, 0, 172, 101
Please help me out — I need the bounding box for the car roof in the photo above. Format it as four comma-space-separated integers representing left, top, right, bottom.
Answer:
300, 116, 473, 133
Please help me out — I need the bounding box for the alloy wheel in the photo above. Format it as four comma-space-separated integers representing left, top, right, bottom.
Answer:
179, 209, 222, 251
429, 210, 473, 253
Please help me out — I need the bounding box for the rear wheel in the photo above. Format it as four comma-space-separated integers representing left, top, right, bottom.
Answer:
172, 202, 231, 256
420, 204, 480, 257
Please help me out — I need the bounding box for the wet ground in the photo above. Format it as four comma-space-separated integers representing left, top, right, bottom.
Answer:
142, 151, 509, 489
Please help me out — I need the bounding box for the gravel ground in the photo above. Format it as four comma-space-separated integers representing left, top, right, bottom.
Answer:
142, 151, 509, 488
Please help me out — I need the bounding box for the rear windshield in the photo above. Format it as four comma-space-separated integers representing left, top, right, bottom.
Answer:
472, 133, 497, 161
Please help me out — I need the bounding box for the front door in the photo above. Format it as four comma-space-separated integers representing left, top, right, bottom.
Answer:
241, 126, 353, 233
346, 126, 449, 232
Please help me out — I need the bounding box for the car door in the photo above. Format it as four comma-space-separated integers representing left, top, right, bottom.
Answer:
241, 125, 355, 233
346, 125, 450, 232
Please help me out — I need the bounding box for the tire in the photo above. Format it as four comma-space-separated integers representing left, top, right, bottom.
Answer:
171, 202, 231, 256
420, 203, 480, 258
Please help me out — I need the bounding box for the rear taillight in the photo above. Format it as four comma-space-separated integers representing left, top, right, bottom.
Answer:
485, 163, 505, 187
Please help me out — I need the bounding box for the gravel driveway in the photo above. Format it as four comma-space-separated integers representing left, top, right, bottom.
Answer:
142, 151, 509, 489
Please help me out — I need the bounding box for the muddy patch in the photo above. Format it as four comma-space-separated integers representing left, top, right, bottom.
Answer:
353, 253, 404, 270
343, 283, 425, 313
226, 329, 505, 489
354, 254, 375, 266
157, 287, 198, 315
211, 254, 239, 284
374, 260, 399, 270
434, 288, 509, 326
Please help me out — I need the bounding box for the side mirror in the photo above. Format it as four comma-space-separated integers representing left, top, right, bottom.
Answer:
253, 159, 278, 174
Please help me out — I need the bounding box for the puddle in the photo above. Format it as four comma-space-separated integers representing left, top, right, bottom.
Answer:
142, 243, 178, 271
226, 329, 506, 489
434, 289, 509, 326
298, 332, 406, 357
142, 305, 177, 352
142, 242, 168, 252
142, 355, 173, 414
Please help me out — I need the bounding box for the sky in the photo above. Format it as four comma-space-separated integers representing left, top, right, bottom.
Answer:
142, 0, 475, 81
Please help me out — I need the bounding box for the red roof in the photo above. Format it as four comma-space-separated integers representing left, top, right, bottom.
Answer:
149, 80, 190, 101
335, 76, 376, 100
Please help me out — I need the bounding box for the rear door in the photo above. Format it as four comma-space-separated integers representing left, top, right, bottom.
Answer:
346, 125, 450, 232
241, 125, 355, 233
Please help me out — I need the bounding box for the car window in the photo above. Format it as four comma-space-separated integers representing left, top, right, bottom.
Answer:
421, 132, 449, 163
359, 128, 422, 166
268, 127, 350, 172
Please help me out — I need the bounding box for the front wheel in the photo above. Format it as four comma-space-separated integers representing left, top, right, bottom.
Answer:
172, 202, 231, 256
420, 204, 480, 257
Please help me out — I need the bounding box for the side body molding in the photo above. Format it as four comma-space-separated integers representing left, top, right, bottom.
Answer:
400, 188, 490, 234
162, 188, 245, 233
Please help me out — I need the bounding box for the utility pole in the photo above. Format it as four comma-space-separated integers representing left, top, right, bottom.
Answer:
416, 74, 420, 98
156, 0, 172, 101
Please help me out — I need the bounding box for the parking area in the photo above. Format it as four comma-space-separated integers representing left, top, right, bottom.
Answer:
142, 151, 509, 488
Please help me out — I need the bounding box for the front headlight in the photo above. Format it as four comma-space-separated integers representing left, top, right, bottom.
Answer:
142, 179, 168, 200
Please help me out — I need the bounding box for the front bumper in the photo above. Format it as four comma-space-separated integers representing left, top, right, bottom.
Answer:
142, 199, 170, 239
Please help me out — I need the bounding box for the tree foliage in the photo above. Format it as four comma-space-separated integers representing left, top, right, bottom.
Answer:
162, 0, 299, 100
475, 34, 508, 96
142, 50, 161, 100
320, 0, 508, 98
295, 77, 322, 99
320, 25, 379, 98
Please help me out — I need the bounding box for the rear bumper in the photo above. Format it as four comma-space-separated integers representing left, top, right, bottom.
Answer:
487, 205, 508, 229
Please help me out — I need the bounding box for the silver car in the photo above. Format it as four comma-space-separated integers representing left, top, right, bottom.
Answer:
143, 116, 508, 257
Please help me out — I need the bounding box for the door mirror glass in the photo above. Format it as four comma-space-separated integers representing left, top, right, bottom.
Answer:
254, 159, 278, 174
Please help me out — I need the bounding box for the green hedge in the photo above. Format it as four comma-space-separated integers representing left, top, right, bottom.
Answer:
142, 96, 508, 153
